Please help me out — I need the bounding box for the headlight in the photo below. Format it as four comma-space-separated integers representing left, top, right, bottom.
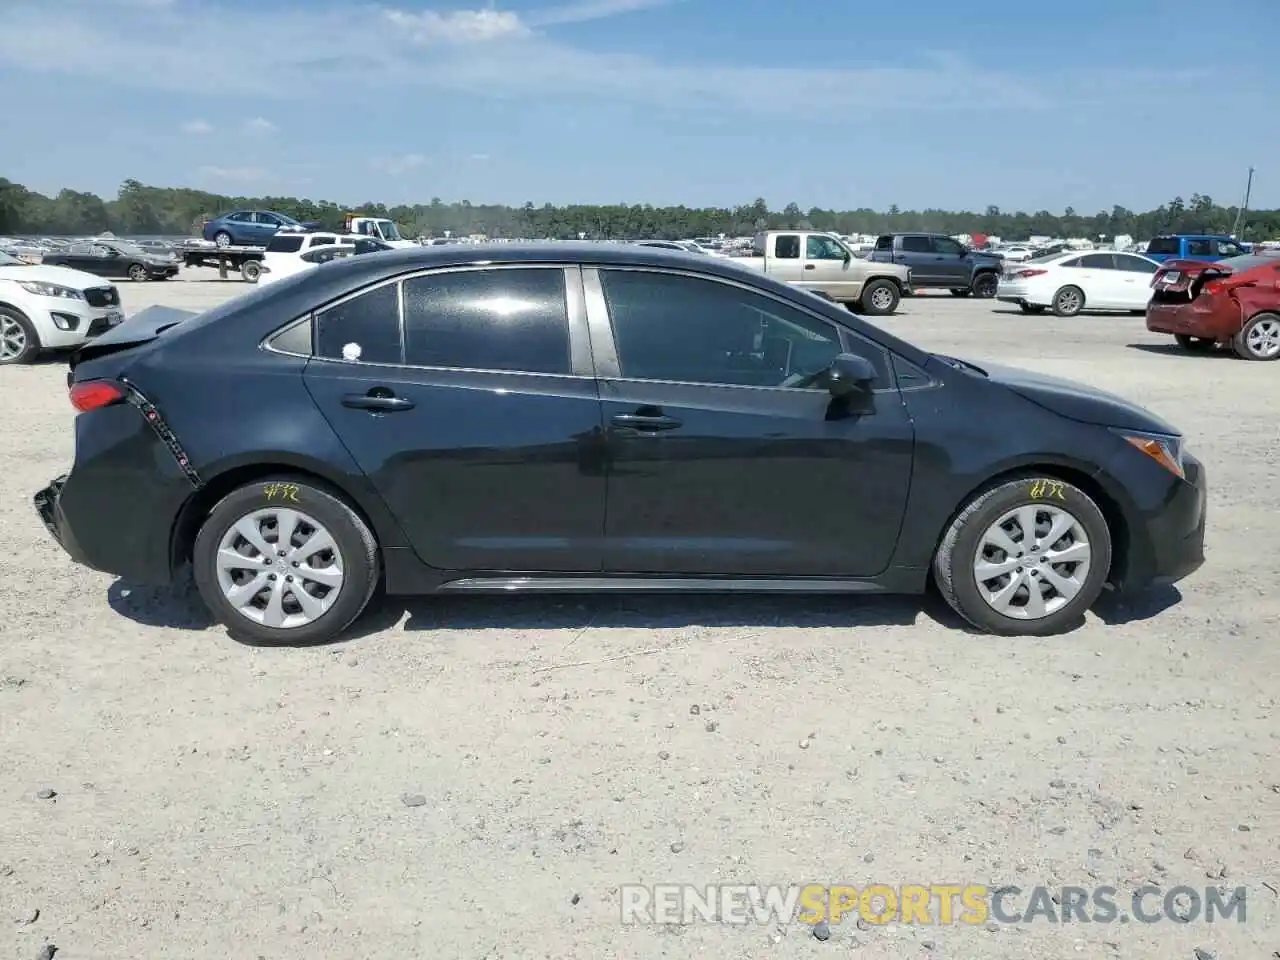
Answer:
1113, 428, 1184, 478
17, 281, 85, 300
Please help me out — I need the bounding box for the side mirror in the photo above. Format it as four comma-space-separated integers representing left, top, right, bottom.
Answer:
825, 353, 876, 397
842, 250, 852, 264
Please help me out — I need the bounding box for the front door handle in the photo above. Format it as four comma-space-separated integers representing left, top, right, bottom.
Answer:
342, 391, 414, 412
611, 412, 682, 431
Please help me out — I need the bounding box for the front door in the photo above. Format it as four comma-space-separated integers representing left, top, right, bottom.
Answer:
301, 265, 606, 573
930, 236, 972, 286
802, 234, 858, 299
768, 234, 805, 285
589, 267, 914, 577
1111, 253, 1159, 308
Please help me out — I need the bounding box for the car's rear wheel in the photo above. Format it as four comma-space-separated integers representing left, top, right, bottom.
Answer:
1019, 303, 1046, 315
128, 263, 147, 282
933, 476, 1111, 636
1175, 334, 1215, 352
971, 273, 999, 298
192, 478, 380, 645
1051, 285, 1085, 317
1232, 313, 1280, 361
0, 307, 40, 365
214, 231, 233, 248
858, 280, 900, 316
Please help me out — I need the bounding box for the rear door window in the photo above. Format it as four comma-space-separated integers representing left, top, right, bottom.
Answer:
402, 267, 571, 374
1186, 239, 1213, 256
315, 282, 402, 365
901, 236, 932, 253
266, 235, 304, 253
1146, 237, 1180, 256
773, 235, 800, 259
1116, 254, 1158, 273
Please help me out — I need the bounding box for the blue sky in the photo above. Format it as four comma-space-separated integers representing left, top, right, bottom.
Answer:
1, 0, 1274, 213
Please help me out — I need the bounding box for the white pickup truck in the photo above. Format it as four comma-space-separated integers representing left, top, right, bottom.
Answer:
733, 231, 911, 316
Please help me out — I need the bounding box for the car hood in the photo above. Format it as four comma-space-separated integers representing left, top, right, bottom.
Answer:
0, 264, 107, 289
979, 360, 1180, 435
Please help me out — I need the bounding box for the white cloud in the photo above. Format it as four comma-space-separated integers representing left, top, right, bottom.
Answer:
243, 116, 276, 134
0, 1, 1230, 122
385, 8, 528, 44
195, 165, 270, 182
371, 153, 428, 176
181, 119, 212, 134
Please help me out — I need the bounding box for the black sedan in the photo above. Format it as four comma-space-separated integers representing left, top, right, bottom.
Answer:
35, 244, 1206, 645
42, 240, 180, 281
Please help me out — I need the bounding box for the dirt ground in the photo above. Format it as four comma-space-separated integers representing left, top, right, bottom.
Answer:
2, 272, 1277, 960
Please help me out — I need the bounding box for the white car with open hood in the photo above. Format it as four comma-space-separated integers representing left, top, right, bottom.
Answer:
0, 250, 126, 364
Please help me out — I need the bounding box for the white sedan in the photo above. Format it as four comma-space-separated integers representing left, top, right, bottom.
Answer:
995, 250, 1161, 317
0, 251, 125, 364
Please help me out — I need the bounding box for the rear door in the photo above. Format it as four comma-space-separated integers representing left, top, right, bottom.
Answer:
1063, 253, 1117, 307
896, 235, 939, 283
301, 264, 606, 573
767, 234, 805, 284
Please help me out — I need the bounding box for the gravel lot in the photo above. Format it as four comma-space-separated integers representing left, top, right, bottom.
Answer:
2, 271, 1277, 960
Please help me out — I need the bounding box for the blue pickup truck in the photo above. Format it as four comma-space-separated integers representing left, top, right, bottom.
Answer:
1142, 235, 1248, 263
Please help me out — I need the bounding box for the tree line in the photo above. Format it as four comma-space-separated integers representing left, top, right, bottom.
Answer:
2, 176, 1276, 243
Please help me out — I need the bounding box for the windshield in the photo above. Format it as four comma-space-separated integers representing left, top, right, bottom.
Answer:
378, 221, 403, 241
0, 251, 24, 266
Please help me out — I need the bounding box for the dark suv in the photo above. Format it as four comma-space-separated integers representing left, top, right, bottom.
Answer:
868, 233, 1004, 297
36, 245, 1206, 645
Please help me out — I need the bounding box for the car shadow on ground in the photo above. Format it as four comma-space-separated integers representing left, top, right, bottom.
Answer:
105, 574, 1185, 648
1125, 342, 1229, 358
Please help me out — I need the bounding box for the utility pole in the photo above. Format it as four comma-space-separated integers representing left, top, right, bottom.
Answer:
1231, 166, 1254, 238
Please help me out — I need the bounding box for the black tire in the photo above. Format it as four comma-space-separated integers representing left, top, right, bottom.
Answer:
192, 477, 380, 646
1231, 312, 1280, 361
933, 476, 1112, 636
971, 272, 999, 298
0, 306, 41, 365
1051, 285, 1085, 317
214, 231, 233, 248
950, 288, 971, 297
1019, 304, 1046, 315
858, 279, 900, 316
241, 260, 262, 283
1174, 334, 1215, 352
128, 263, 147, 282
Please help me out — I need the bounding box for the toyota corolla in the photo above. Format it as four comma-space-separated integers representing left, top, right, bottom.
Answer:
35, 244, 1206, 645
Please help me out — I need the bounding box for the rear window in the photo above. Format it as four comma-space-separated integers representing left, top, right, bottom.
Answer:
1213, 255, 1280, 272
1146, 237, 1180, 255
267, 235, 304, 253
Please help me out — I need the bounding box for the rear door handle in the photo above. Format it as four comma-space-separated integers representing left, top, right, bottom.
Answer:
804, 264, 816, 270
342, 391, 414, 412
611, 413, 682, 431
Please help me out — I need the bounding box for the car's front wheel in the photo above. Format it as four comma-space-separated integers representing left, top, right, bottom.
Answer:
933, 476, 1112, 636
858, 279, 900, 316
128, 264, 147, 282
0, 307, 40, 365
192, 477, 380, 645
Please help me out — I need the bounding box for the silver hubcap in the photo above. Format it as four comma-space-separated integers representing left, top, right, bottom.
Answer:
0, 315, 26, 360
973, 504, 1092, 620
869, 287, 893, 310
215, 508, 345, 629
1057, 290, 1082, 313
215, 234, 230, 248
1246, 319, 1280, 358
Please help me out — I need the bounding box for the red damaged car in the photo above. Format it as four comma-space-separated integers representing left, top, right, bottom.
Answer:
1146, 253, 1280, 359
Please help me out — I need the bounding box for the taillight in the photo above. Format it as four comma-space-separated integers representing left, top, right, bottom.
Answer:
1202, 279, 1227, 296
1014, 269, 1047, 278
69, 379, 126, 412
